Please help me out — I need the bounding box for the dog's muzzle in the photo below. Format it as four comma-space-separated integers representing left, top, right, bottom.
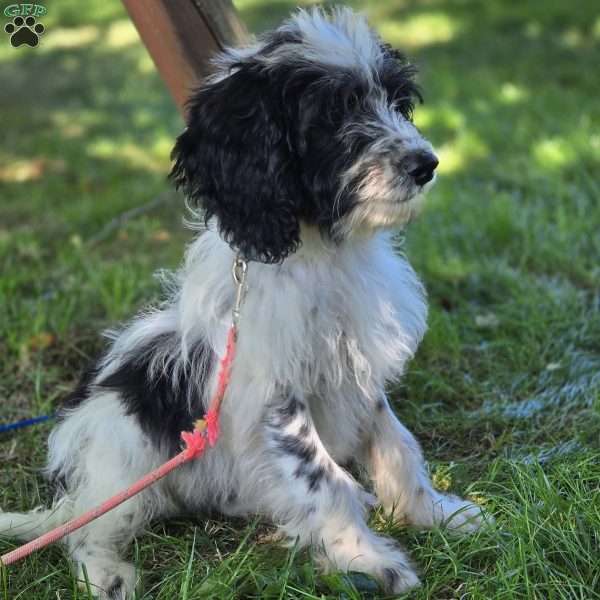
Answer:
407, 151, 439, 186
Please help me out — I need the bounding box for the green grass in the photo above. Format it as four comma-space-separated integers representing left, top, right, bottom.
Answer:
1, 0, 599, 598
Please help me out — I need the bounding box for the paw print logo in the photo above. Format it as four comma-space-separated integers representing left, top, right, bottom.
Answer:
4, 16, 45, 47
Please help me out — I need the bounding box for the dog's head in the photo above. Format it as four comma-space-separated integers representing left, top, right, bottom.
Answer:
171, 8, 437, 263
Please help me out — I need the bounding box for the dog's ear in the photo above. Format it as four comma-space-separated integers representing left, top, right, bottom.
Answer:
170, 63, 303, 263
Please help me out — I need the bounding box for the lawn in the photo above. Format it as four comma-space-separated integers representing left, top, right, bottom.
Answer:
1, 0, 599, 598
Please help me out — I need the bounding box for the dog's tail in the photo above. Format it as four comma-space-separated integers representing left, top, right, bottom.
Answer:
0, 496, 71, 542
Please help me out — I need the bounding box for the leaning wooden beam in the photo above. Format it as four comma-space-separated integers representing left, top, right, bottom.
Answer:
121, 0, 249, 119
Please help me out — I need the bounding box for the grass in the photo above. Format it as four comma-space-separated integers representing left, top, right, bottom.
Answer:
1, 0, 599, 597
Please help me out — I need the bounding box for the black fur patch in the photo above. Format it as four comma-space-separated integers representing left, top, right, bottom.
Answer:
170, 24, 421, 263
61, 363, 99, 411
380, 44, 422, 120
382, 567, 400, 592
49, 364, 100, 489
106, 576, 125, 600
268, 397, 330, 492
274, 433, 317, 463
306, 464, 327, 492
291, 450, 331, 493
274, 396, 306, 426
298, 421, 311, 438
97, 334, 214, 456
293, 461, 328, 493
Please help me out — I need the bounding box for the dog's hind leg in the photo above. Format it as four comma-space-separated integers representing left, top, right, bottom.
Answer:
64, 492, 146, 600
252, 395, 420, 595
0, 496, 71, 542
44, 392, 173, 599
366, 395, 488, 532
0, 479, 147, 599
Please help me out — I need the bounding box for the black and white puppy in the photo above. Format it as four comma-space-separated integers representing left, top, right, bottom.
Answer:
1, 8, 488, 598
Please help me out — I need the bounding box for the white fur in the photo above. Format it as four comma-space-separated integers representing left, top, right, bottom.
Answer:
1, 227, 487, 598
279, 7, 383, 72
213, 8, 384, 81
0, 8, 489, 598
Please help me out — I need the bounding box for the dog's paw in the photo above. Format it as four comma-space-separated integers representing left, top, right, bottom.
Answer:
407, 490, 492, 534
76, 559, 136, 599
379, 558, 421, 594
439, 495, 491, 534
316, 528, 420, 595
356, 540, 421, 595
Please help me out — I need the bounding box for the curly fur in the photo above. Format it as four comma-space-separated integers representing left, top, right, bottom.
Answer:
170, 9, 423, 262
0, 8, 489, 599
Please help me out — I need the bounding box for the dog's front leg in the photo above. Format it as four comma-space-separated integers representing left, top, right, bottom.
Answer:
257, 395, 420, 594
367, 395, 488, 532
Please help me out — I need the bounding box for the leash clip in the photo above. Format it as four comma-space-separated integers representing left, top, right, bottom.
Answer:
231, 256, 248, 327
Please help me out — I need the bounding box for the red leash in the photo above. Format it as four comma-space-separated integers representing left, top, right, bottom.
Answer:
1, 258, 247, 568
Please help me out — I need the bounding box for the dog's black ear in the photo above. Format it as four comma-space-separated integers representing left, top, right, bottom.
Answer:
170, 64, 303, 263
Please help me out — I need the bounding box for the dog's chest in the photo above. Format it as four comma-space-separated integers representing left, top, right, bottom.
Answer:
238, 251, 424, 393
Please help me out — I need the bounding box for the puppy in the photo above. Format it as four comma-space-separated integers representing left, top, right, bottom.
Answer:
0, 8, 487, 598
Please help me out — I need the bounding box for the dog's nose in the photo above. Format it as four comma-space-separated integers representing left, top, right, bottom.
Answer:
409, 151, 439, 186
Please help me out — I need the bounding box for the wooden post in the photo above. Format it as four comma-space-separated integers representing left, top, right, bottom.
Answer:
121, 0, 249, 119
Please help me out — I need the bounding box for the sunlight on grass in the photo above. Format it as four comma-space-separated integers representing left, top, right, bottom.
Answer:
50, 111, 88, 139
532, 137, 576, 170
415, 105, 465, 131
560, 27, 584, 48
523, 20, 542, 39
137, 52, 158, 74
379, 12, 461, 49
40, 25, 99, 50
151, 136, 175, 157
87, 139, 169, 173
236, 0, 320, 10
436, 132, 489, 174
594, 17, 600, 39
40, 0, 125, 29
0, 158, 66, 183
498, 82, 528, 105
105, 19, 140, 49
424, 254, 474, 282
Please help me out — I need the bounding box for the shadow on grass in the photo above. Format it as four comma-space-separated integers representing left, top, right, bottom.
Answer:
0, 17, 186, 237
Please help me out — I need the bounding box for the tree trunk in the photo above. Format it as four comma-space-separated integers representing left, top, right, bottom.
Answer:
121, 0, 249, 119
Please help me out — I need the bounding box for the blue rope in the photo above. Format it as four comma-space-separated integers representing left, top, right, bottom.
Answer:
0, 414, 54, 434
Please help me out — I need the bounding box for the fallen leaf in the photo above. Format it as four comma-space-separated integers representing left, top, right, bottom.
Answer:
28, 332, 55, 351
432, 469, 452, 492
152, 229, 171, 242
0, 158, 66, 182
